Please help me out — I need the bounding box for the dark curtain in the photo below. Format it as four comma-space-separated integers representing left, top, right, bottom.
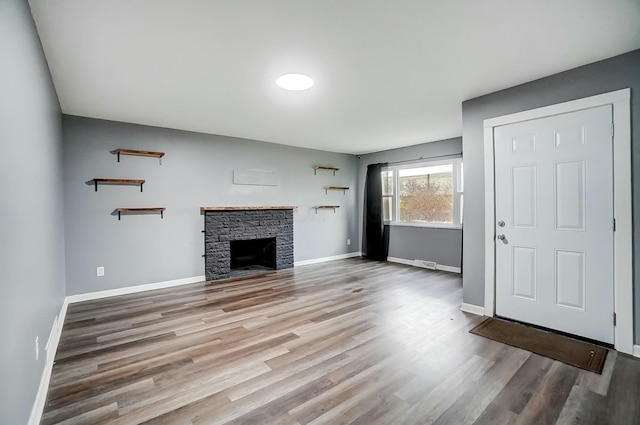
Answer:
363, 163, 390, 261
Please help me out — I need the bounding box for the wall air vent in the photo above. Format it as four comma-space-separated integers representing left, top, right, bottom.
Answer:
415, 260, 437, 270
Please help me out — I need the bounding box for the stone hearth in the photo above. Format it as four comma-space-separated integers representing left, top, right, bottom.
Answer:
202, 206, 294, 280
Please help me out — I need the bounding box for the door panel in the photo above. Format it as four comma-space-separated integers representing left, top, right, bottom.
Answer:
512, 166, 537, 228
555, 250, 585, 309
494, 105, 614, 344
512, 246, 537, 300
555, 161, 585, 230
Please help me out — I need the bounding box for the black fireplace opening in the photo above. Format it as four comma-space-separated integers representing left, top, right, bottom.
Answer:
230, 237, 276, 272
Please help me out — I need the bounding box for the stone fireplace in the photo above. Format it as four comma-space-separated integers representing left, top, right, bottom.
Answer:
202, 206, 295, 280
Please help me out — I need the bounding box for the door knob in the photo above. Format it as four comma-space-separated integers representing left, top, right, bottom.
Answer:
496, 234, 506, 240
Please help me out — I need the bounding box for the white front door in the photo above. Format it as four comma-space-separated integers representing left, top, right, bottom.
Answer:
494, 105, 614, 344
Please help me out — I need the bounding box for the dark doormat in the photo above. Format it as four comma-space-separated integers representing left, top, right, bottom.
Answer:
470, 317, 608, 374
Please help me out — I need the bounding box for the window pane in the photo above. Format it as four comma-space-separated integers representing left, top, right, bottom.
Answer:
381, 170, 393, 195
383, 196, 393, 221
399, 164, 453, 223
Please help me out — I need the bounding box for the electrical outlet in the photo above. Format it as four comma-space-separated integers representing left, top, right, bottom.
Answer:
97, 266, 105, 277
347, 239, 351, 245
35, 336, 39, 360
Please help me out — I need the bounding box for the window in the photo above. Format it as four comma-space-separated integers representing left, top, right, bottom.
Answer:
382, 158, 463, 228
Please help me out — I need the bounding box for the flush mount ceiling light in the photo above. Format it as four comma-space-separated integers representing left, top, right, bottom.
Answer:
276, 74, 314, 91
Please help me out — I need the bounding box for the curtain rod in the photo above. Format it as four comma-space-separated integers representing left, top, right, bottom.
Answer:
385, 152, 462, 166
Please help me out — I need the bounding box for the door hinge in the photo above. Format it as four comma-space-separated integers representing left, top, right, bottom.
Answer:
613, 218, 616, 232
611, 122, 615, 138
613, 312, 617, 326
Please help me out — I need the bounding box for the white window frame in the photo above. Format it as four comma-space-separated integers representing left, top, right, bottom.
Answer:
383, 157, 463, 229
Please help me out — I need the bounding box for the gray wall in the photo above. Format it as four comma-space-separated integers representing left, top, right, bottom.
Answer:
461, 49, 640, 342
62, 116, 358, 295
0, 1, 66, 423
356, 138, 463, 268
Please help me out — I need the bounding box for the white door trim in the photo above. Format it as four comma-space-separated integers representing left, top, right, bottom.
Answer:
483, 88, 633, 354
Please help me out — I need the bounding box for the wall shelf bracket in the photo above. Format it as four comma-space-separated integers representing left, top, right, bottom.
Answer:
114, 148, 165, 165
92, 178, 145, 192
115, 207, 165, 220
314, 166, 339, 176
325, 186, 349, 195
314, 205, 340, 214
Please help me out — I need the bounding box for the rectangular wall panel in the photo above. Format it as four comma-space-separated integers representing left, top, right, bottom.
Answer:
233, 169, 279, 186
555, 161, 585, 230
512, 246, 537, 300
554, 126, 585, 149
512, 135, 536, 153
555, 250, 586, 310
512, 166, 536, 228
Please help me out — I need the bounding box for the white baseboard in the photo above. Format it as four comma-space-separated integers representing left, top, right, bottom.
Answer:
65, 275, 206, 304
28, 299, 69, 425
437, 264, 462, 274
294, 252, 361, 267
387, 257, 416, 267
460, 303, 486, 316
387, 257, 416, 266
387, 256, 462, 274
634, 345, 640, 358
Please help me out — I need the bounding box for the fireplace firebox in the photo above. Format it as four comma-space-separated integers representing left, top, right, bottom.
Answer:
230, 237, 276, 271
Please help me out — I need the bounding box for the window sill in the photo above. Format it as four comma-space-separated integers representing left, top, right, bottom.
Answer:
384, 221, 462, 230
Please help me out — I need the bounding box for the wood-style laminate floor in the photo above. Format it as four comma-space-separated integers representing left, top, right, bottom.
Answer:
42, 259, 640, 425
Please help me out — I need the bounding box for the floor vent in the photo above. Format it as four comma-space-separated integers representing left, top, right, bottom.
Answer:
415, 260, 437, 270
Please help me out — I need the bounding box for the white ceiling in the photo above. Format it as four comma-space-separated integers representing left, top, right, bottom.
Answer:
29, 0, 640, 154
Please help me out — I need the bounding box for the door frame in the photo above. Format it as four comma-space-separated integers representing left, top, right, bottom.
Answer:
482, 88, 633, 354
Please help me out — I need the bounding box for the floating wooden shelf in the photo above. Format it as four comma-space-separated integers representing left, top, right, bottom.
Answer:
92, 178, 145, 192
114, 207, 165, 220
201, 206, 297, 212
314, 166, 339, 176
325, 186, 349, 195
314, 205, 340, 213
114, 148, 165, 164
